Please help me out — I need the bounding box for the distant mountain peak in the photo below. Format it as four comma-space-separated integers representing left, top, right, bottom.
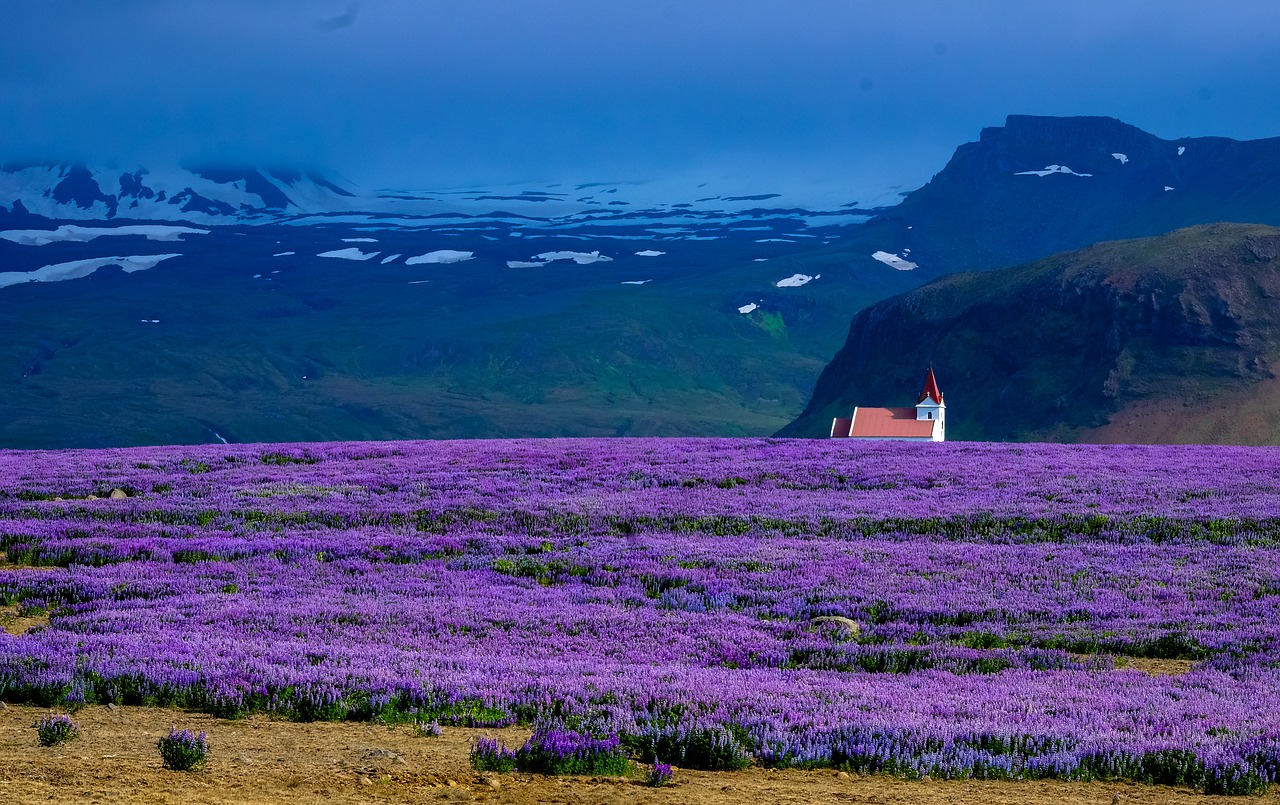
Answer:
0, 161, 358, 223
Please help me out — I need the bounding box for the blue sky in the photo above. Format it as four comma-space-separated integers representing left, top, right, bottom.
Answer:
4, 1, 1280, 194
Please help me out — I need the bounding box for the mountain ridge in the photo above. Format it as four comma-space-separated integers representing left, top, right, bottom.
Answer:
0, 162, 359, 224
871, 114, 1280, 280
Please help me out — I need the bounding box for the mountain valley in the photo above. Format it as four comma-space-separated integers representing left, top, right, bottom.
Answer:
5, 115, 1280, 446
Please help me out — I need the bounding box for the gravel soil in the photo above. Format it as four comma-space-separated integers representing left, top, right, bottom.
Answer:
0, 704, 1273, 805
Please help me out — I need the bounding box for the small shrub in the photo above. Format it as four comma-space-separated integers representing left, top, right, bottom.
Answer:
435, 699, 513, 727
260, 451, 318, 466
515, 726, 630, 776
158, 728, 208, 771
471, 737, 517, 772
629, 723, 751, 771
471, 727, 630, 776
648, 761, 673, 787
413, 718, 443, 738
35, 714, 79, 746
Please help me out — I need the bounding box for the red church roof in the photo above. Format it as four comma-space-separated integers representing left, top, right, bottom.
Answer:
917, 367, 943, 404
848, 407, 936, 438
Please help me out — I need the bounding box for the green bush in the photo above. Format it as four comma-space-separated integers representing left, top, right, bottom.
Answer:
158, 728, 208, 771
35, 715, 79, 746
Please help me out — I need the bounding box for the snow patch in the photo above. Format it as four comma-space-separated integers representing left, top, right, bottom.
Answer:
406, 250, 474, 265
621, 280, 651, 285
776, 273, 818, 288
507, 260, 547, 268
1178, 146, 1186, 156
273, 251, 295, 257
635, 250, 665, 257
342, 237, 379, 243
738, 302, 760, 314
871, 251, 918, 271
1014, 165, 1093, 177
533, 250, 612, 265
1112, 153, 1129, 164
0, 224, 208, 246
755, 238, 794, 243
318, 247, 380, 261
380, 253, 402, 264
1164, 186, 1175, 192
0, 254, 181, 289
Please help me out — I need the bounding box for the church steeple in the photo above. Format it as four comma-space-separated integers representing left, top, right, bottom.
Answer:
917, 367, 943, 405
914, 368, 946, 440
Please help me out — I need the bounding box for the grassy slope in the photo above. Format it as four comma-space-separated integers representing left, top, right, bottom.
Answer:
782, 223, 1280, 444
0, 223, 915, 447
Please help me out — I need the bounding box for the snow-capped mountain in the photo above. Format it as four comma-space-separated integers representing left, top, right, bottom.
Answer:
0, 163, 358, 224
0, 162, 881, 233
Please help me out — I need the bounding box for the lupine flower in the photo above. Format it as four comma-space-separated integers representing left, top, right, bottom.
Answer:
2, 439, 1280, 793
34, 714, 79, 746
648, 762, 673, 786
471, 737, 517, 772
157, 728, 208, 771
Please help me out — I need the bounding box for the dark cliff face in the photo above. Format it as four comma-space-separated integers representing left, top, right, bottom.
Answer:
782, 224, 1280, 441
886, 115, 1280, 279
50, 165, 119, 217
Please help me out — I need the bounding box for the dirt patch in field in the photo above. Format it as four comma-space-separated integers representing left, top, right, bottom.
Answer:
0, 606, 51, 637
0, 704, 1271, 805
0, 556, 48, 572
1072, 655, 1196, 677
1114, 656, 1197, 676
0, 551, 32, 571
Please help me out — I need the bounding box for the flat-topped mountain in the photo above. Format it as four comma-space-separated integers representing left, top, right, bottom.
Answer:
836, 115, 1280, 281
783, 223, 1280, 443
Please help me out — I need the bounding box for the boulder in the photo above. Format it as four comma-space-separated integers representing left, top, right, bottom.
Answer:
809, 615, 861, 637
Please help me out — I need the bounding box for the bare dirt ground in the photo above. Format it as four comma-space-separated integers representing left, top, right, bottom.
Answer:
0, 705, 1273, 805
1113, 656, 1196, 676
0, 605, 50, 638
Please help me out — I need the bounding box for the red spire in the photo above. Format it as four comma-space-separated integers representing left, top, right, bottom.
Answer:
917, 367, 943, 404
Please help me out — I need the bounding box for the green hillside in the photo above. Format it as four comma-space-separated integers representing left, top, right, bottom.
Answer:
782, 223, 1280, 443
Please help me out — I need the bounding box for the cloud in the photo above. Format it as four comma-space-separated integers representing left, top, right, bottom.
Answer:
315, 4, 357, 32
2, 0, 1280, 192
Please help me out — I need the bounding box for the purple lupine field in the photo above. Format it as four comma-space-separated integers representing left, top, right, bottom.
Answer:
3, 439, 1280, 793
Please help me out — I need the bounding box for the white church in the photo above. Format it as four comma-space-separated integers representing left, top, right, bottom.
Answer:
829, 368, 946, 442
